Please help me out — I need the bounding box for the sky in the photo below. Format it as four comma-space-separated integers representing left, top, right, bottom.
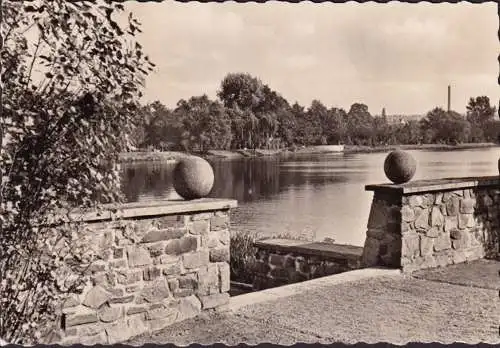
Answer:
123, 1, 499, 116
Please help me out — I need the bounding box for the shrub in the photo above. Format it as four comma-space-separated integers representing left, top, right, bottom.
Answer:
0, 1, 153, 343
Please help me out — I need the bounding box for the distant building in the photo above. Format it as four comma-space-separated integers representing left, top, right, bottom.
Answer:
382, 114, 425, 125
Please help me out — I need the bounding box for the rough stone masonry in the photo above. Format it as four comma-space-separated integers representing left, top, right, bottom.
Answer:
362, 177, 500, 272
53, 199, 236, 345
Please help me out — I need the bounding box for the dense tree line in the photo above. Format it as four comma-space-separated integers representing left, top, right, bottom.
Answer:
131, 73, 499, 152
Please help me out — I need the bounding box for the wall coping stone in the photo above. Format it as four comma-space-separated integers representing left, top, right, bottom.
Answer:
67, 198, 238, 223
254, 239, 363, 261
366, 176, 500, 195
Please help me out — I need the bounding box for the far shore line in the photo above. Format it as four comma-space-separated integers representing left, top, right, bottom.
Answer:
118, 142, 500, 163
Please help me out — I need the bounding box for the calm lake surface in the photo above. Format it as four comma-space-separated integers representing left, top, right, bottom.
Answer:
120, 148, 500, 247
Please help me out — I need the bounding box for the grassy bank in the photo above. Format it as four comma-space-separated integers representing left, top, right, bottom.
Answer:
343, 142, 499, 154
118, 151, 189, 163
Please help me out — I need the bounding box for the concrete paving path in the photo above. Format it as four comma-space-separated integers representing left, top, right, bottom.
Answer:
128, 260, 500, 345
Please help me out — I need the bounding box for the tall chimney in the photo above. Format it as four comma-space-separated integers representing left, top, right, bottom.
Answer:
447, 85, 451, 112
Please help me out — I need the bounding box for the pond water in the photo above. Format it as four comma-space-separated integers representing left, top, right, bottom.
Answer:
120, 148, 500, 247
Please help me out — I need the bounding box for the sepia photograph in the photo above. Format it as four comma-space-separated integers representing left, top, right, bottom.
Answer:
1, 0, 499, 346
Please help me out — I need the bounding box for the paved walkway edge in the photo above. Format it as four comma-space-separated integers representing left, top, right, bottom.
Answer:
226, 267, 402, 312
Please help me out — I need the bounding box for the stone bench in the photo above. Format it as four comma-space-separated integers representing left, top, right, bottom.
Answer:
252, 239, 364, 290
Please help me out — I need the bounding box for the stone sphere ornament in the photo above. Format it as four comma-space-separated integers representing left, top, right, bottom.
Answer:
173, 156, 215, 200
383, 150, 417, 184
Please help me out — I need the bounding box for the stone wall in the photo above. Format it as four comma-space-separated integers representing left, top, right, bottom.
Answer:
363, 177, 500, 272
252, 239, 363, 290
55, 199, 236, 345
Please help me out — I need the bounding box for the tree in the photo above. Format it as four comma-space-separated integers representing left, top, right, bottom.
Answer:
174, 96, 233, 152
347, 103, 374, 145
420, 108, 471, 145
466, 96, 497, 142
217, 73, 264, 111
1, 1, 153, 343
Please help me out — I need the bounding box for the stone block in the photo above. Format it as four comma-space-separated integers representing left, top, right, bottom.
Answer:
97, 305, 122, 323
183, 250, 209, 269
177, 295, 202, 321
116, 270, 142, 285
63, 295, 81, 309
361, 237, 381, 267
64, 307, 98, 327
197, 264, 219, 295
178, 274, 198, 290
444, 216, 458, 232
210, 247, 230, 263
450, 229, 465, 240
155, 254, 180, 265
425, 227, 440, 238
109, 295, 135, 304
430, 207, 444, 227
109, 259, 127, 269
414, 208, 430, 230
126, 306, 148, 315
127, 247, 152, 268
443, 192, 455, 203
83, 286, 112, 309
452, 233, 470, 250
218, 263, 230, 293
408, 195, 423, 207
89, 261, 107, 273
137, 279, 170, 304
165, 236, 198, 255
367, 202, 388, 229
434, 233, 451, 251
73, 323, 103, 337
125, 285, 141, 293
270, 267, 289, 279
143, 267, 162, 281
458, 214, 474, 229
157, 215, 185, 229
113, 247, 124, 259
202, 235, 220, 248
146, 242, 166, 258
218, 230, 230, 245
210, 216, 229, 231
145, 303, 178, 321
198, 292, 229, 309
419, 236, 434, 257
465, 247, 485, 261
141, 228, 186, 243
269, 253, 283, 266
446, 197, 460, 216
367, 228, 385, 240
190, 220, 210, 235
283, 255, 296, 269
168, 278, 179, 292
450, 250, 467, 264
401, 205, 415, 222
76, 331, 108, 345
434, 192, 443, 204
162, 261, 183, 277
460, 199, 475, 214
105, 319, 133, 344
434, 252, 452, 267
401, 234, 420, 259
